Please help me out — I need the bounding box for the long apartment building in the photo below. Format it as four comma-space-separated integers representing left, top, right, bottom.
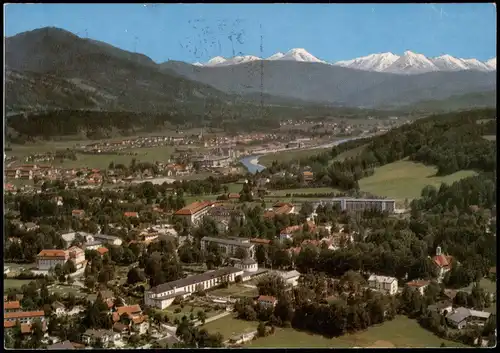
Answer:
174, 201, 213, 226
201, 236, 256, 259
36, 246, 86, 271
145, 267, 244, 309
322, 198, 396, 213
4, 310, 46, 324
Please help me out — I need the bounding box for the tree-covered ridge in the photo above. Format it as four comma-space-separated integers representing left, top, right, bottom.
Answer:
263, 109, 496, 191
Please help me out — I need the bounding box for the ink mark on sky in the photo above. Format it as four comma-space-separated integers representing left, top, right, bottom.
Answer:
4, 3, 496, 63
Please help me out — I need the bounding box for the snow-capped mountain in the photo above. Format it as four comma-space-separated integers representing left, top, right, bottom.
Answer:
196, 49, 496, 74
486, 57, 496, 70
460, 58, 492, 72
335, 52, 399, 72
274, 48, 326, 64
266, 52, 285, 60
198, 48, 324, 67
205, 56, 227, 67
383, 51, 439, 74
430, 54, 469, 71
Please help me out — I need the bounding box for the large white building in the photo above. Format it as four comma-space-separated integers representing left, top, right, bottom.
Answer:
36, 246, 86, 271
320, 198, 396, 213
201, 236, 256, 259
174, 201, 213, 226
144, 267, 244, 309
93, 234, 123, 246
368, 274, 398, 295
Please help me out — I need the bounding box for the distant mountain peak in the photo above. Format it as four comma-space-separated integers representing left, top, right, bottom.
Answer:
278, 48, 325, 63
206, 56, 227, 66
266, 52, 284, 60
335, 52, 400, 72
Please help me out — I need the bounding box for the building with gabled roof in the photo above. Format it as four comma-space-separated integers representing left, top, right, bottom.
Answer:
368, 274, 398, 295
174, 201, 213, 225
432, 246, 453, 282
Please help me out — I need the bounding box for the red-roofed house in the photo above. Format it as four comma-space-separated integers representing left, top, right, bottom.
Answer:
112, 305, 149, 334
302, 171, 314, 182
174, 201, 213, 225
36, 247, 86, 271
432, 247, 453, 282
250, 238, 271, 245
124, 212, 139, 218
4, 310, 46, 324
257, 295, 278, 307
96, 247, 109, 256
72, 209, 85, 218
406, 280, 431, 296
4, 301, 21, 313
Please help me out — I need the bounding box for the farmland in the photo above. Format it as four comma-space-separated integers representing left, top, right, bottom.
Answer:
245, 316, 470, 348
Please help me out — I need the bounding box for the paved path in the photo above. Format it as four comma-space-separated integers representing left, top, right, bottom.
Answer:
241, 284, 257, 289
193, 311, 232, 327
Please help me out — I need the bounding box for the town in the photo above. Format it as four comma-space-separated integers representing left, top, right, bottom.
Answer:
4, 3, 497, 350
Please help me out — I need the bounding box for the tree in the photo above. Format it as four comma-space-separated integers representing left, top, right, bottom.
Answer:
255, 245, 267, 265
85, 276, 97, 291
197, 310, 207, 325
257, 321, 267, 337
127, 268, 144, 285
234, 247, 248, 260
63, 260, 77, 274
257, 274, 286, 297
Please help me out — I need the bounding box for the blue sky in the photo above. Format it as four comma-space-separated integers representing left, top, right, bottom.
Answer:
5, 3, 497, 64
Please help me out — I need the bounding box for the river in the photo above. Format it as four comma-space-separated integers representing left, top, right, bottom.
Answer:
239, 135, 370, 174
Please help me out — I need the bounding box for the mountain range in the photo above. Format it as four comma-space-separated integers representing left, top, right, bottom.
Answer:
5, 27, 497, 113
196, 49, 496, 75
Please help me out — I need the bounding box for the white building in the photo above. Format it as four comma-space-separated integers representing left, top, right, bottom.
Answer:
406, 280, 430, 296
144, 267, 244, 309
278, 270, 301, 287
80, 329, 122, 348
368, 274, 398, 295
36, 246, 86, 271
234, 258, 258, 273
61, 232, 94, 248
201, 236, 256, 259
93, 234, 123, 246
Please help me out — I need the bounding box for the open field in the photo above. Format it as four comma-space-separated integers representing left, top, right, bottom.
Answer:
358, 160, 477, 201
259, 147, 331, 167
201, 314, 258, 341
208, 284, 259, 299
245, 316, 470, 348
53, 145, 176, 169
482, 135, 496, 141
3, 279, 33, 292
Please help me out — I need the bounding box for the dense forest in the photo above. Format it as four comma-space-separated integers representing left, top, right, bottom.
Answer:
263, 109, 496, 190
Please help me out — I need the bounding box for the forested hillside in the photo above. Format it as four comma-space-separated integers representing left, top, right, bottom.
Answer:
263, 109, 496, 190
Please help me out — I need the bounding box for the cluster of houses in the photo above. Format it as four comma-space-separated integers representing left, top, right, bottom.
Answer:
4, 164, 103, 185
79, 135, 194, 154
3, 292, 150, 349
